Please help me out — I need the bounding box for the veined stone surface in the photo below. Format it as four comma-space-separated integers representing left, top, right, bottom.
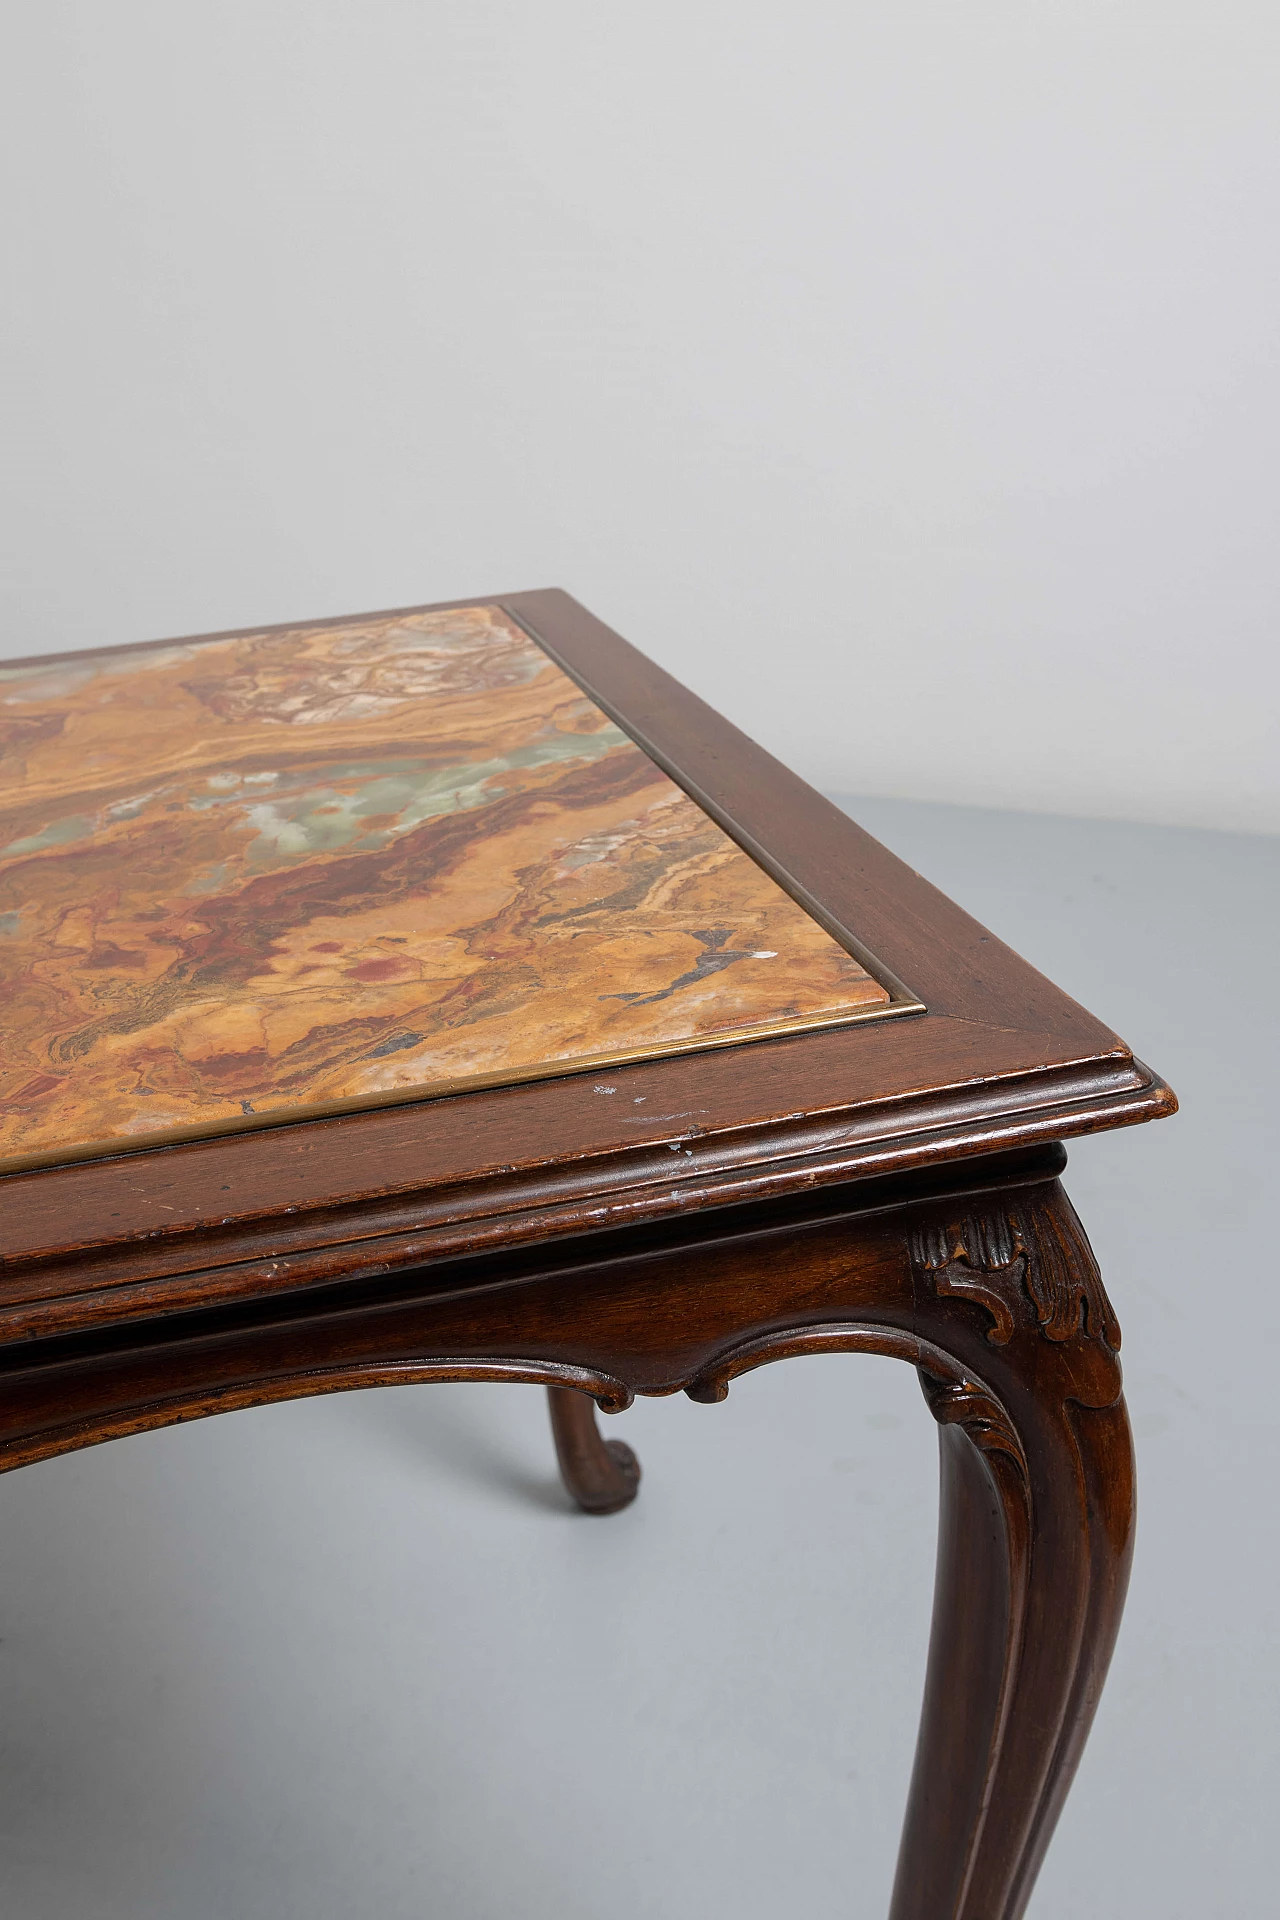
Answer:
0, 605, 889, 1169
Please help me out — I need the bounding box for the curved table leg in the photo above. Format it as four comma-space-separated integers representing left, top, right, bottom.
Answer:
685, 1174, 1135, 1919
888, 1184, 1136, 1920
546, 1386, 642, 1515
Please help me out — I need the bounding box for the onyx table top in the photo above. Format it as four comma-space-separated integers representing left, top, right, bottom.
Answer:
0, 599, 897, 1174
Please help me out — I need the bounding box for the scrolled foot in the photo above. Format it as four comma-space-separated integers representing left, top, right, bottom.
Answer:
546, 1386, 641, 1514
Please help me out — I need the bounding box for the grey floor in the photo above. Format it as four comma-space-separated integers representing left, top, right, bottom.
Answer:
1, 799, 1276, 1919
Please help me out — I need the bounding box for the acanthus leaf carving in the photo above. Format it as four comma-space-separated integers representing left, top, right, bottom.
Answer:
916, 1367, 1029, 1492
909, 1214, 1020, 1346
1017, 1197, 1120, 1350
909, 1193, 1120, 1353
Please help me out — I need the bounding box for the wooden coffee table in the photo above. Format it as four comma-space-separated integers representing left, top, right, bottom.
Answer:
0, 590, 1174, 1918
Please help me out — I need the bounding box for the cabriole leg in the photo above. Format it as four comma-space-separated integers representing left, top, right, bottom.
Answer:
546, 1386, 642, 1515
890, 1183, 1135, 1920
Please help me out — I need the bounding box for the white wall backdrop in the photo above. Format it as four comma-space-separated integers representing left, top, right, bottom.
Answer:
3, 3, 1277, 833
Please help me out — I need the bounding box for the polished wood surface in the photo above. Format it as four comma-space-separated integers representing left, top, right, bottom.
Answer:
0, 589, 1177, 1920
0, 602, 887, 1171
546, 1385, 642, 1514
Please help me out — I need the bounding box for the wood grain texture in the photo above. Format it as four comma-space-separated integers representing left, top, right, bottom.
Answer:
0, 603, 888, 1171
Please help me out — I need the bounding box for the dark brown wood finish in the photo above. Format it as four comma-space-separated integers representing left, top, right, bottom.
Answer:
0, 590, 1175, 1920
546, 1386, 642, 1515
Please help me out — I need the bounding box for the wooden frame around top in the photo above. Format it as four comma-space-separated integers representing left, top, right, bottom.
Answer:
0, 588, 1174, 1343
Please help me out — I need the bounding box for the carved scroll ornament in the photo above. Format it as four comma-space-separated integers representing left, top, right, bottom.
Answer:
909, 1193, 1120, 1352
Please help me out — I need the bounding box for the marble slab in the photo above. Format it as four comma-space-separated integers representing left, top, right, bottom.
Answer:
0, 605, 892, 1170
